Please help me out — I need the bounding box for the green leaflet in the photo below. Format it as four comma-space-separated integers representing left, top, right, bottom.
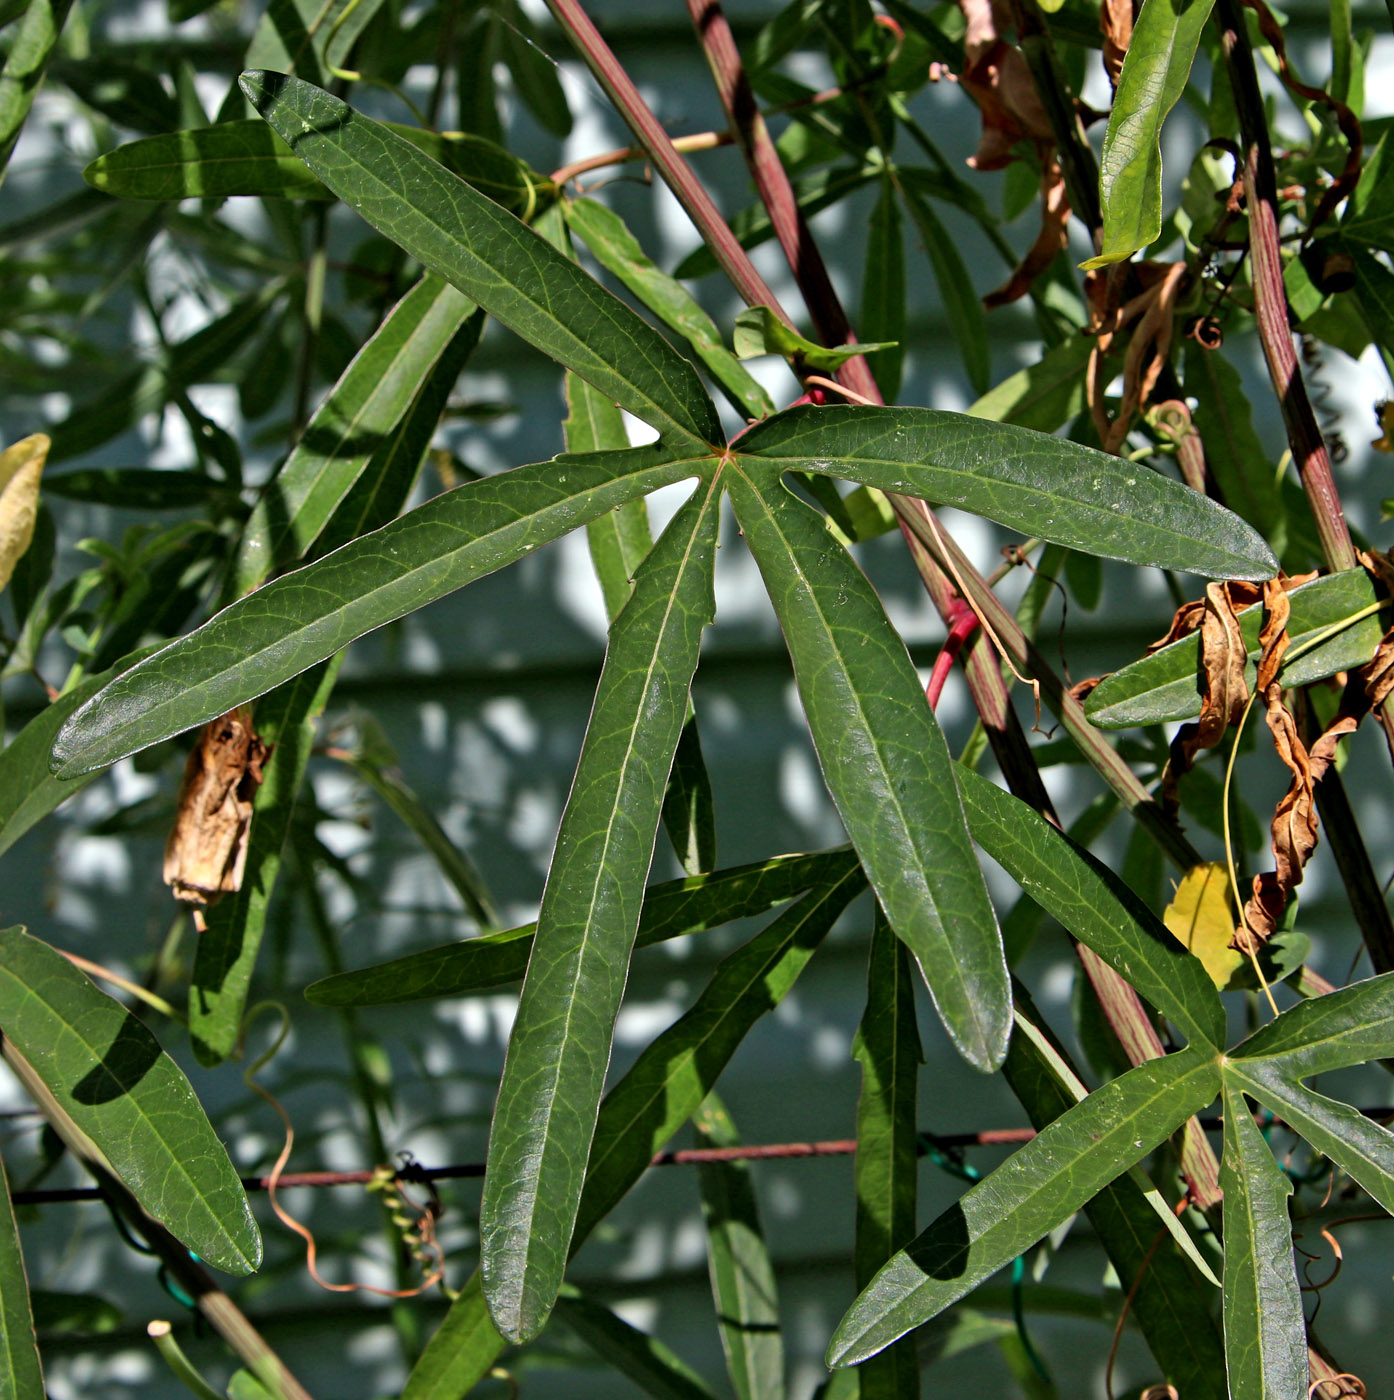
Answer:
242, 0, 384, 84
190, 660, 340, 1065
0, 927, 260, 1274
230, 273, 480, 596
0, 648, 159, 859
0, 1148, 44, 1399
1340, 132, 1394, 254
480, 478, 723, 1343
860, 179, 907, 403
84, 120, 541, 214
1219, 1086, 1306, 1400
240, 72, 721, 449
900, 179, 989, 395
565, 197, 775, 420
733, 306, 895, 372
851, 908, 922, 1400
404, 866, 863, 1400
304, 848, 852, 1005
826, 1047, 1220, 1366
728, 463, 1009, 1071
572, 862, 865, 1247
955, 767, 1225, 1049
694, 1095, 786, 1400
0, 0, 74, 181
1003, 1008, 1226, 1399
1227, 970, 1394, 1078
51, 443, 711, 775
737, 405, 1276, 579
1084, 567, 1387, 729
1084, 0, 1217, 268
967, 333, 1092, 432
556, 1290, 722, 1400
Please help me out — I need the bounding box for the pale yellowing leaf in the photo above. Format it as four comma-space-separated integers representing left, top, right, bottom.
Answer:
0, 433, 49, 593
1163, 862, 1243, 989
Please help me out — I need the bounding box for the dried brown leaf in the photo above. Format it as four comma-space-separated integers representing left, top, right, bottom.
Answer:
163, 707, 270, 907
983, 156, 1071, 309
1101, 0, 1134, 88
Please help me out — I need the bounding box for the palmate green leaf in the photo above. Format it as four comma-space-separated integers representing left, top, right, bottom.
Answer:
954, 767, 1224, 1049
240, 72, 721, 449
738, 406, 1276, 578
84, 120, 542, 214
827, 1046, 1220, 1367
1340, 132, 1394, 254
1218, 1085, 1306, 1400
967, 333, 1091, 432
565, 197, 775, 420
51, 442, 712, 775
556, 1289, 722, 1400
0, 927, 260, 1274
861, 179, 906, 403
0, 649, 158, 859
899, 181, 989, 396
190, 659, 340, 1066
231, 272, 479, 596
1085, 568, 1386, 729
1003, 1004, 1225, 1399
1228, 970, 1394, 1076
728, 464, 1009, 1071
403, 863, 864, 1400
480, 478, 722, 1344
851, 908, 921, 1400
305, 847, 856, 1005
1083, 0, 1217, 268
1225, 1062, 1394, 1217
694, 1094, 785, 1400
0, 1148, 45, 1400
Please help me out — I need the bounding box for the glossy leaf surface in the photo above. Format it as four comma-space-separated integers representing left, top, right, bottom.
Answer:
0, 1149, 44, 1400
738, 406, 1276, 579
729, 464, 1009, 1070
827, 1047, 1219, 1366
1085, 567, 1386, 729
241, 72, 721, 448
694, 1095, 785, 1400
480, 479, 722, 1343
1219, 1086, 1305, 1400
52, 444, 709, 775
0, 927, 260, 1274
1085, 0, 1217, 267
306, 847, 855, 1005
231, 273, 478, 595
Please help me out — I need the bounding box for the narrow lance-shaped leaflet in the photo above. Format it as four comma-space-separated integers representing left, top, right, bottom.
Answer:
727, 461, 1010, 1071
480, 474, 723, 1344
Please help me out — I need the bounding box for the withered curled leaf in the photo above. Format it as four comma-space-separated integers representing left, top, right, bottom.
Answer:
163, 706, 270, 908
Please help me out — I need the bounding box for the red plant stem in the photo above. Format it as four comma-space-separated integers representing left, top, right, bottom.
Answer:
1216, 0, 1355, 574
925, 602, 979, 710
542, 0, 795, 336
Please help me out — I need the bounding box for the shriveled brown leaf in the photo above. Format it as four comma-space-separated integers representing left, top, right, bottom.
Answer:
1236, 580, 1358, 952
958, 0, 1055, 171
1359, 549, 1394, 762
1101, 0, 1134, 89
1161, 581, 1252, 809
163, 706, 270, 908
983, 156, 1071, 309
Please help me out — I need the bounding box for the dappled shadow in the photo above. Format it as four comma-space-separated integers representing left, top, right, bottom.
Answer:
71, 1015, 163, 1104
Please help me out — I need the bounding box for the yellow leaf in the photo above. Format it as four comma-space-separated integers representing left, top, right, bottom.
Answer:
0, 433, 49, 593
1163, 862, 1244, 989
